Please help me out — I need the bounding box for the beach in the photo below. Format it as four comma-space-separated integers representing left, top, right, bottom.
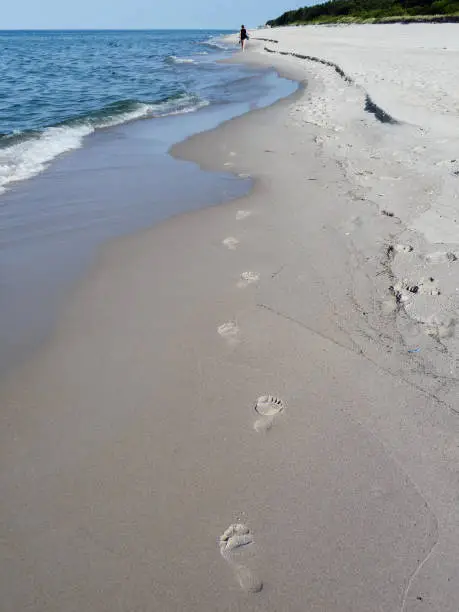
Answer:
2, 24, 459, 610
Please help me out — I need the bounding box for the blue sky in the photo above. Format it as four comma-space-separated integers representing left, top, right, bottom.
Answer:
2, 0, 310, 29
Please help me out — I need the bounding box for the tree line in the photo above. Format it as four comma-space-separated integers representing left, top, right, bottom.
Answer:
267, 0, 459, 26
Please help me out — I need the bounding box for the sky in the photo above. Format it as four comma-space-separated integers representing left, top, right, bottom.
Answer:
1, 0, 310, 30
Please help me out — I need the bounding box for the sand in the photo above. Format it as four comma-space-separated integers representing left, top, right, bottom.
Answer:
2, 25, 459, 611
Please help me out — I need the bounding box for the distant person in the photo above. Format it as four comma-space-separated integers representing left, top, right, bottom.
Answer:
240, 25, 249, 51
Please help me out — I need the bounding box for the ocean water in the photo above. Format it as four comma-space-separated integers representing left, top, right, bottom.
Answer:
0, 29, 238, 193
0, 30, 298, 376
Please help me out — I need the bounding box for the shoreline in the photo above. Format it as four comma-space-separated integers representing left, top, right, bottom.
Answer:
0, 56, 296, 379
2, 30, 459, 610
170, 55, 307, 169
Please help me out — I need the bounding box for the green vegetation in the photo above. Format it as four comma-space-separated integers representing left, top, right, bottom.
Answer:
266, 0, 459, 26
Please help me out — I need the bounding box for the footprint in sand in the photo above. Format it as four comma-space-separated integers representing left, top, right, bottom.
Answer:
424, 315, 456, 340
222, 237, 239, 250
236, 210, 251, 221
219, 524, 263, 593
417, 277, 441, 296
253, 395, 284, 433
381, 297, 398, 315
425, 251, 458, 264
394, 244, 414, 254
237, 271, 260, 289
387, 244, 414, 260
343, 215, 363, 235
394, 277, 441, 297
217, 321, 240, 345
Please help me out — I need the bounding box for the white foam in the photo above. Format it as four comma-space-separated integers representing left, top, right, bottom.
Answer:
170, 56, 196, 64
149, 95, 209, 118
204, 38, 232, 51
100, 102, 157, 127
0, 124, 93, 194
0, 98, 209, 193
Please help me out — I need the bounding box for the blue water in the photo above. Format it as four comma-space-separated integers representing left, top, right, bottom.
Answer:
0, 30, 239, 192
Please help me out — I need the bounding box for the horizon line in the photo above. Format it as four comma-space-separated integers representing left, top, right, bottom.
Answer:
0, 27, 238, 31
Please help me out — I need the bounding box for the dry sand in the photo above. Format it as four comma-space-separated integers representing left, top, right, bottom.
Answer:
2, 27, 459, 611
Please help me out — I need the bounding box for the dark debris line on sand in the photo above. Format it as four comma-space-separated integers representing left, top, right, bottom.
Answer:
263, 45, 399, 124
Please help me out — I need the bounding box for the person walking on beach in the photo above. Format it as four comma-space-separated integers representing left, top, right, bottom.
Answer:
240, 25, 248, 51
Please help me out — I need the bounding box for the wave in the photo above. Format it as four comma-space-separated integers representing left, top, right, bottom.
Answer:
166, 55, 197, 65
201, 37, 234, 51
0, 95, 209, 194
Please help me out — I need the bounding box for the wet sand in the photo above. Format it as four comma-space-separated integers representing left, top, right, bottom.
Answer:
1, 40, 459, 611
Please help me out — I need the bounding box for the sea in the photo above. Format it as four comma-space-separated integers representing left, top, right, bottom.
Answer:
1, 30, 255, 193
0, 30, 297, 375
